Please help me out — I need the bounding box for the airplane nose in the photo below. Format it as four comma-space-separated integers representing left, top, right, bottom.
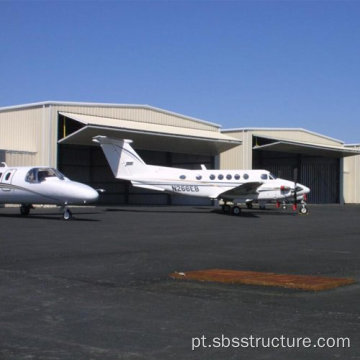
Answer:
84, 187, 99, 203
72, 183, 99, 204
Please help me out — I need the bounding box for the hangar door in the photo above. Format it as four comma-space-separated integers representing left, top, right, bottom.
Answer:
58, 144, 214, 205
253, 150, 339, 203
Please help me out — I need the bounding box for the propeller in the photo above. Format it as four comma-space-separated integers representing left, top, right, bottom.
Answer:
292, 168, 298, 211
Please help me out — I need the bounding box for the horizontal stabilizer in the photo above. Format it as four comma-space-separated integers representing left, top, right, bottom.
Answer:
218, 181, 263, 200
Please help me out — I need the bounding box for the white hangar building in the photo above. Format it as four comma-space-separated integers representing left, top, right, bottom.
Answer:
0, 101, 359, 205
220, 128, 360, 204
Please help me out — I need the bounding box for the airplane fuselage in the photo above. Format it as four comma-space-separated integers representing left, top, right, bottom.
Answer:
127, 165, 308, 203
0, 166, 99, 206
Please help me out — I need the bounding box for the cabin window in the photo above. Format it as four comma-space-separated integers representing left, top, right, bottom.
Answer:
0, 172, 2, 180
243, 173, 249, 180
234, 174, 240, 180
210, 174, 215, 180
26, 168, 65, 183
218, 174, 224, 180
5, 173, 11, 181
196, 175, 202, 180
226, 174, 232, 180
261, 174, 268, 180
269, 173, 277, 180
25, 169, 37, 183
179, 175, 186, 180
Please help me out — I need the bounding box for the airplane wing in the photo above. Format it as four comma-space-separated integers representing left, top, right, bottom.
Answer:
131, 181, 166, 192
217, 181, 263, 200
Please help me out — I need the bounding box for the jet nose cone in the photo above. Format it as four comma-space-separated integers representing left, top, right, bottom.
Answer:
84, 187, 99, 203
73, 183, 99, 204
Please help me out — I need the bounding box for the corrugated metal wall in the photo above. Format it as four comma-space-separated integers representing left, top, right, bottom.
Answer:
220, 131, 253, 169
300, 157, 339, 204
51, 104, 218, 132
5, 151, 38, 167
253, 151, 340, 204
252, 129, 342, 147
343, 146, 360, 203
0, 107, 43, 159
0, 106, 54, 166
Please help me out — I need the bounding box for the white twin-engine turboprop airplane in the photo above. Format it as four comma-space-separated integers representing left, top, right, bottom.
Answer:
93, 136, 310, 215
0, 164, 99, 219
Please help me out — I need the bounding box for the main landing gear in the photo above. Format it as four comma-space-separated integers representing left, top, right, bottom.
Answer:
221, 203, 242, 216
276, 201, 288, 210
246, 201, 253, 209
20, 204, 33, 216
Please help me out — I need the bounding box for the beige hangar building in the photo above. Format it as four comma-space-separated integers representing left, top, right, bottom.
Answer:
0, 101, 359, 205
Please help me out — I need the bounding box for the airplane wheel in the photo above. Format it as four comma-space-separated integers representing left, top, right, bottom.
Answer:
20, 205, 30, 216
246, 202, 253, 209
232, 206, 241, 216
63, 209, 72, 220
299, 206, 309, 215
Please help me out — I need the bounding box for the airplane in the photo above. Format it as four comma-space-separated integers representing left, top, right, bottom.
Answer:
93, 136, 310, 215
0, 163, 99, 220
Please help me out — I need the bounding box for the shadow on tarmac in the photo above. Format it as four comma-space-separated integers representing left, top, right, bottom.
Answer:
0, 213, 100, 221
106, 208, 213, 215
106, 206, 298, 218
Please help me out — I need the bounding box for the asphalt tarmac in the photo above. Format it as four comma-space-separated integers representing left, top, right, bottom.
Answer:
0, 205, 359, 359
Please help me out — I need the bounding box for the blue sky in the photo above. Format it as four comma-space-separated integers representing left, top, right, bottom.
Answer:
1, 1, 360, 143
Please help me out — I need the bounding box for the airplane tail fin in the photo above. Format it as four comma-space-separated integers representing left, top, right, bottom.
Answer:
92, 136, 147, 179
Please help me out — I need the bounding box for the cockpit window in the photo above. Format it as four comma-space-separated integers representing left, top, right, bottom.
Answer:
269, 173, 277, 180
26, 168, 65, 183
261, 174, 268, 180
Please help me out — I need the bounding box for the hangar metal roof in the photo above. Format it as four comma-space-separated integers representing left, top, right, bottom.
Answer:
0, 101, 221, 129
223, 127, 344, 145
253, 139, 360, 158
58, 112, 241, 155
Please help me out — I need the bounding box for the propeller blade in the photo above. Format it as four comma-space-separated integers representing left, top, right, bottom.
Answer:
293, 168, 298, 210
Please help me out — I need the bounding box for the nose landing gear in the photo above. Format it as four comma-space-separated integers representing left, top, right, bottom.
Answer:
61, 206, 73, 220
299, 200, 309, 215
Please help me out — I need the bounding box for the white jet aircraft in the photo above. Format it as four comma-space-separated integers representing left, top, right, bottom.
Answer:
0, 163, 99, 219
93, 136, 310, 215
